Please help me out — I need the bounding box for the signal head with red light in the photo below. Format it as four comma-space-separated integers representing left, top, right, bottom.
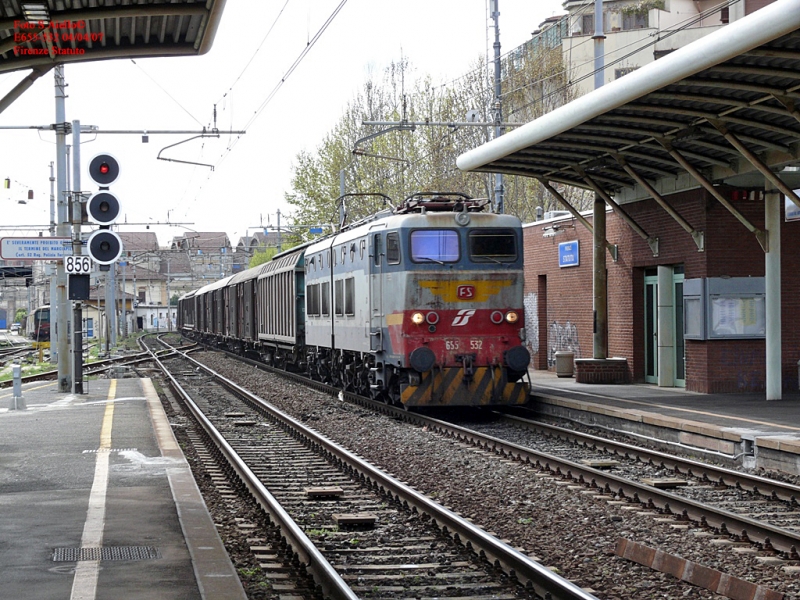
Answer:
88, 153, 120, 187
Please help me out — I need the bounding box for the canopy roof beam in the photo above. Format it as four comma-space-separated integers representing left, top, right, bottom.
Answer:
647, 92, 796, 120
627, 103, 800, 142
773, 95, 800, 124
0, 66, 50, 114
614, 154, 704, 252
659, 139, 769, 252
538, 178, 619, 260
521, 145, 677, 178
710, 120, 800, 210
697, 128, 790, 155
574, 165, 659, 257
579, 125, 736, 167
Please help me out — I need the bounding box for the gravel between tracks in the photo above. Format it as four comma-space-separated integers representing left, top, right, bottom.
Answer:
193, 352, 799, 600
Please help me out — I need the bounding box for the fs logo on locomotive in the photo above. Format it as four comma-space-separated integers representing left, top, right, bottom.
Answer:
457, 285, 475, 299
452, 309, 476, 327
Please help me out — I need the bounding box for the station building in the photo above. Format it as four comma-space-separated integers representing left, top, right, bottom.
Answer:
521, 188, 799, 393
460, 0, 800, 396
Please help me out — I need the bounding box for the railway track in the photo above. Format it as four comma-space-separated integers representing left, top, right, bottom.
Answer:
391, 411, 800, 561
186, 342, 800, 561
0, 342, 195, 388
0, 344, 33, 367
458, 413, 800, 550
144, 337, 599, 600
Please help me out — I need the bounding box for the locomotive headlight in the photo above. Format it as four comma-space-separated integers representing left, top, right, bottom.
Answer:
505, 311, 519, 324
425, 312, 440, 325
411, 312, 425, 325
490, 310, 504, 324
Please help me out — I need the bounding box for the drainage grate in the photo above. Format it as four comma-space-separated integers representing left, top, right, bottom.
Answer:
53, 546, 161, 562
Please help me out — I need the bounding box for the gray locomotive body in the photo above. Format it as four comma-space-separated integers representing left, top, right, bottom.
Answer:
178, 194, 530, 407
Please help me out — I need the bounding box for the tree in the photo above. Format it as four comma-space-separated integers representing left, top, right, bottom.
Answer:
14, 308, 26, 323
249, 247, 278, 268
286, 28, 591, 227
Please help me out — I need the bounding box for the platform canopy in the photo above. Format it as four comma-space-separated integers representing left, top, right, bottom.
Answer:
0, 266, 32, 279
0, 0, 227, 75
457, 0, 800, 198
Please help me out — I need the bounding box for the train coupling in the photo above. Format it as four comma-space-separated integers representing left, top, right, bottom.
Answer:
455, 354, 476, 381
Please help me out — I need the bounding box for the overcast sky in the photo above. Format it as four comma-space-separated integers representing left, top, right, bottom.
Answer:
0, 0, 566, 248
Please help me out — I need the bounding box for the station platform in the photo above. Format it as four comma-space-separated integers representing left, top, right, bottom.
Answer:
0, 376, 246, 600
527, 369, 800, 476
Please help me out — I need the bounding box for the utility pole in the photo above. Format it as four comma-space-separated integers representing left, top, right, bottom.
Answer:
592, 0, 608, 361
54, 65, 70, 391
133, 264, 137, 332
109, 264, 117, 347
71, 119, 83, 394
593, 0, 606, 90
48, 161, 57, 363
277, 209, 282, 253
166, 257, 171, 332
491, 0, 505, 214
49, 162, 55, 236
121, 261, 127, 337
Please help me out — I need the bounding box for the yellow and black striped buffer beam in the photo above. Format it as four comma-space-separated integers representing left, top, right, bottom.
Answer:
401, 366, 529, 407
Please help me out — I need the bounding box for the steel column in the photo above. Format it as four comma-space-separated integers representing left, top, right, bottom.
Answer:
765, 182, 782, 400
54, 66, 70, 391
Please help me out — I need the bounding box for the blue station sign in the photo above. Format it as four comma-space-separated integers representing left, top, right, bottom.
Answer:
558, 240, 580, 268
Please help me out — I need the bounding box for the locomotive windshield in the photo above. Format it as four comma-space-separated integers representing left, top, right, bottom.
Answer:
410, 229, 460, 263
468, 229, 518, 263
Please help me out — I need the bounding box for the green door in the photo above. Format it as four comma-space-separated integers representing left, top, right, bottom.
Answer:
644, 271, 658, 383
644, 266, 685, 387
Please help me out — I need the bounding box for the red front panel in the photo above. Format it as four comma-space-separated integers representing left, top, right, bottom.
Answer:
388, 308, 524, 367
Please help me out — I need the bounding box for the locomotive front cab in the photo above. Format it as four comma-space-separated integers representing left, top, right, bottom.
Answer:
379, 195, 530, 407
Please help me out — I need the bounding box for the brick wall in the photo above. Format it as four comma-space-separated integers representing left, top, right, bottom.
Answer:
523, 188, 800, 392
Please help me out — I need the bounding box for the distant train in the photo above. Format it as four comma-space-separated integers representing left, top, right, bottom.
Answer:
30, 305, 51, 342
178, 193, 531, 408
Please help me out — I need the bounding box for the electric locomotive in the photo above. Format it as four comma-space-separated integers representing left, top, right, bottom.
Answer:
178, 192, 530, 408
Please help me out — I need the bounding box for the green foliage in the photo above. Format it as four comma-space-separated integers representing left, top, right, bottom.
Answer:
248, 247, 278, 268
14, 308, 26, 323
620, 0, 665, 16
304, 527, 337, 537
287, 45, 592, 228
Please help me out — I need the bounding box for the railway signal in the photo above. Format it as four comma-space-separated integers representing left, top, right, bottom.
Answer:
85, 153, 123, 266
87, 154, 120, 187
87, 229, 123, 265
87, 192, 120, 225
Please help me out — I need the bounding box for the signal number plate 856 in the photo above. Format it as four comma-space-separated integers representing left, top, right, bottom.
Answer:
65, 255, 92, 274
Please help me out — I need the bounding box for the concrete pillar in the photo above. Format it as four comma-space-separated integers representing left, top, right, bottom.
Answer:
593, 196, 607, 359
657, 265, 675, 387
9, 364, 26, 410
765, 182, 781, 400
